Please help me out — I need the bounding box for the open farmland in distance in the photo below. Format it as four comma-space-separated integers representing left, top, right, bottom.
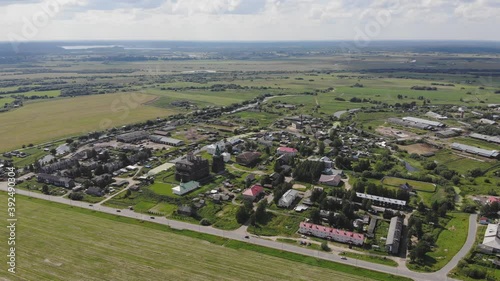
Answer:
0, 93, 175, 152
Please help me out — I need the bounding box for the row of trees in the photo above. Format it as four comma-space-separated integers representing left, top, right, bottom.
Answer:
293, 160, 325, 183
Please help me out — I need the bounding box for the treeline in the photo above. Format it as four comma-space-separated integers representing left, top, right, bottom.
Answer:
352, 180, 410, 202
411, 86, 438, 91
159, 84, 276, 92
472, 124, 500, 136
293, 160, 325, 183
430, 83, 455, 86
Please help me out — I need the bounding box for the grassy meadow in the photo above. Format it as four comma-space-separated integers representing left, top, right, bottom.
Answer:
0, 93, 175, 152
0, 193, 411, 281
408, 212, 470, 272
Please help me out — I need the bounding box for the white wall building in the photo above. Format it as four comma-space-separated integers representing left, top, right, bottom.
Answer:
278, 189, 299, 208
222, 152, 231, 162
172, 181, 200, 196
206, 141, 226, 155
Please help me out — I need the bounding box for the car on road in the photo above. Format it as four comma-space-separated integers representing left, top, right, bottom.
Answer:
89, 204, 93, 207
244, 235, 249, 239
341, 257, 347, 260
116, 210, 121, 212
150, 216, 155, 219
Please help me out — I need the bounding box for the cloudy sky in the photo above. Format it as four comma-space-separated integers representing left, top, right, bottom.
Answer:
1, 0, 499, 42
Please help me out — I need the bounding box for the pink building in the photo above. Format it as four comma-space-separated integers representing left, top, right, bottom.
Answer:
487, 196, 500, 205
242, 184, 264, 201
277, 147, 298, 156
298, 222, 364, 246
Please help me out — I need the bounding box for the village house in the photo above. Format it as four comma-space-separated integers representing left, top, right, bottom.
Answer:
206, 141, 226, 155
478, 223, 500, 254
40, 158, 79, 174
172, 181, 200, 196
236, 151, 262, 167
242, 184, 264, 201
277, 147, 298, 156
318, 174, 342, 186
278, 189, 299, 208
86, 186, 104, 197
177, 205, 194, 217
37, 173, 75, 189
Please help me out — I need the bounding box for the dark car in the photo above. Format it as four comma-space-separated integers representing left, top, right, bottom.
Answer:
116, 210, 121, 212
150, 216, 155, 219
244, 235, 249, 239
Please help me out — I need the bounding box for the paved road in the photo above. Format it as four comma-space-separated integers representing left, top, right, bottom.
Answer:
0, 181, 476, 281
435, 213, 478, 276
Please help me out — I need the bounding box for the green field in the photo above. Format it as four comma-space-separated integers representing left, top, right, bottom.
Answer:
149, 182, 176, 197
427, 213, 470, 270
339, 252, 398, 267
0, 193, 411, 281
382, 177, 436, 192
408, 213, 470, 272
19, 90, 61, 98
148, 88, 264, 107
248, 212, 304, 236
0, 93, 175, 152
148, 202, 177, 216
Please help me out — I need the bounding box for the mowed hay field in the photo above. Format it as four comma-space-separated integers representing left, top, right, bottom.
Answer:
0, 93, 174, 152
0, 194, 375, 281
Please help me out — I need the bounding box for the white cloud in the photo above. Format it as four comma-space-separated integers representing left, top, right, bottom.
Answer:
0, 0, 499, 41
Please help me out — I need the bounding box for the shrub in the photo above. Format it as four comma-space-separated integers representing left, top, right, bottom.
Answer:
321, 241, 330, 252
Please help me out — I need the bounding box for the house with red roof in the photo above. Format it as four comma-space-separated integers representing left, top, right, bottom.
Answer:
487, 196, 500, 205
276, 147, 298, 156
479, 217, 490, 225
242, 184, 264, 201
298, 222, 364, 246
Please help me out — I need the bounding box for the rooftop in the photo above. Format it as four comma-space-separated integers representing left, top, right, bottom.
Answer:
277, 147, 298, 153
402, 116, 443, 127
243, 184, 264, 197
300, 222, 364, 240
356, 192, 406, 206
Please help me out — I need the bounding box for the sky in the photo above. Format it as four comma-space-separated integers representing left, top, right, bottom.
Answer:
1, 0, 499, 42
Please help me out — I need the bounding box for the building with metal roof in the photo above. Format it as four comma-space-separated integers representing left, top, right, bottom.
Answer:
387, 118, 431, 130
478, 223, 500, 254
278, 189, 299, 208
469, 133, 500, 144
402, 117, 444, 128
150, 135, 184, 146
386, 216, 404, 254
451, 143, 499, 158
356, 192, 406, 206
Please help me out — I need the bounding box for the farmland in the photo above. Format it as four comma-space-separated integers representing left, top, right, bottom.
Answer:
0, 42, 498, 280
0, 93, 175, 152
0, 193, 407, 281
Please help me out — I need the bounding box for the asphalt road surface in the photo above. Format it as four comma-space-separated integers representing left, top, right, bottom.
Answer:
0, 181, 477, 281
